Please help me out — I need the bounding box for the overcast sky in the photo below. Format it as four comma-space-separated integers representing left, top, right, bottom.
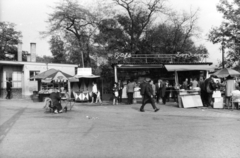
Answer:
0, 0, 223, 66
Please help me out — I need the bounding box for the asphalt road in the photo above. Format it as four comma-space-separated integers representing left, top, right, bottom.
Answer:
0, 99, 240, 158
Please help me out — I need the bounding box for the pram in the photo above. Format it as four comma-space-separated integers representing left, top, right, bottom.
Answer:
43, 97, 55, 112
43, 97, 72, 113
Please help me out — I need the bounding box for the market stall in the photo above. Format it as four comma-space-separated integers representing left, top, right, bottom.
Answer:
165, 64, 214, 108
31, 68, 73, 102
213, 68, 240, 109
68, 68, 100, 102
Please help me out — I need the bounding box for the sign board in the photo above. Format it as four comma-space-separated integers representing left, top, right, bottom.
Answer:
181, 95, 203, 108
77, 68, 92, 76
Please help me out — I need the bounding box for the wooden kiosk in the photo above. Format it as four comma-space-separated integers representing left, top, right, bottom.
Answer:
68, 68, 100, 102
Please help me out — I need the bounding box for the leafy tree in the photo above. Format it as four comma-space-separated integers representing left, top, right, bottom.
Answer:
112, 0, 167, 53
36, 55, 53, 63
0, 22, 22, 60
49, 35, 67, 63
208, 0, 240, 68
43, 0, 97, 67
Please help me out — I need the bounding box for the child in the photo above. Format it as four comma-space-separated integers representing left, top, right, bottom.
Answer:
112, 82, 119, 105
95, 90, 102, 104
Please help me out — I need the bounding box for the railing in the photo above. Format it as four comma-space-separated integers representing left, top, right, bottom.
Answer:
115, 54, 207, 64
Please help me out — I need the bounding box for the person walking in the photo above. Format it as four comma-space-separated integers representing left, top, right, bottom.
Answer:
140, 78, 147, 108
126, 79, 135, 104
155, 79, 162, 103
140, 78, 159, 112
6, 78, 12, 99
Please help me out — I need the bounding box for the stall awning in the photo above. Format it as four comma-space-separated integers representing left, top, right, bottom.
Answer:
31, 68, 73, 82
165, 64, 214, 71
68, 75, 100, 82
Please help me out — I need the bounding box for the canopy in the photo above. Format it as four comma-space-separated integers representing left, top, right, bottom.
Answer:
165, 64, 214, 71
213, 68, 240, 78
68, 74, 100, 82
73, 74, 100, 78
31, 68, 73, 82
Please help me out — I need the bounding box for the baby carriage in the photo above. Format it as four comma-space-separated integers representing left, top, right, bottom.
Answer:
43, 97, 55, 112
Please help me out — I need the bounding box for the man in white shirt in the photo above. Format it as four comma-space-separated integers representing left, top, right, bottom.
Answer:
91, 82, 97, 103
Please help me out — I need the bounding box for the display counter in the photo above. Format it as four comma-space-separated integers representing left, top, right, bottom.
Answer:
178, 89, 202, 108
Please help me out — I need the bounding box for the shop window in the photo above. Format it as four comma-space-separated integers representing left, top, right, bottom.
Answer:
30, 71, 40, 81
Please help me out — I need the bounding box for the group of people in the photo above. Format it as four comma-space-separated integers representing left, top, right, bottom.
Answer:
181, 75, 240, 108
112, 78, 174, 112
181, 75, 218, 108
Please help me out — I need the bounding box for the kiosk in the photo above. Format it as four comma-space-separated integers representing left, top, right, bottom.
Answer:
69, 68, 100, 102
31, 68, 73, 102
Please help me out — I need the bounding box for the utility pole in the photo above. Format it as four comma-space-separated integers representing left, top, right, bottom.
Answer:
222, 36, 225, 69
222, 45, 225, 69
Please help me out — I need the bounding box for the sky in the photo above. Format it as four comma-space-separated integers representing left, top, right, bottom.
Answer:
0, 0, 223, 66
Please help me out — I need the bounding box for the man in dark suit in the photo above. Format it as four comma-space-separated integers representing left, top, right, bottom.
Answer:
204, 75, 216, 108
6, 78, 12, 99
155, 79, 162, 103
140, 78, 159, 112
50, 89, 63, 114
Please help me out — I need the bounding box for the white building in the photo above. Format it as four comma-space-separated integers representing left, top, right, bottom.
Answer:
0, 43, 77, 99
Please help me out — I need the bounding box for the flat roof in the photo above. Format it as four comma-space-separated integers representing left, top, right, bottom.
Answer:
114, 62, 213, 69
0, 60, 78, 67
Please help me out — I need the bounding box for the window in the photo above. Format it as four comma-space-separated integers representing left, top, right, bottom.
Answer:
30, 71, 40, 81
12, 71, 22, 88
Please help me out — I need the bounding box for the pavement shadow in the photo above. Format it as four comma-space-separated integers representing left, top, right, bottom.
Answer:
132, 107, 153, 112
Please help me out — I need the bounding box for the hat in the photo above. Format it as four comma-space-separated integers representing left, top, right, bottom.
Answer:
145, 78, 151, 82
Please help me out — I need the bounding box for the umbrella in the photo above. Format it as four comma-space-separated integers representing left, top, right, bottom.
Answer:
213, 68, 240, 78
31, 68, 73, 82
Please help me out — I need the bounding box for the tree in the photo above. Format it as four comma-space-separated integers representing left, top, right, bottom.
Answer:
43, 0, 97, 67
36, 55, 53, 63
112, 0, 167, 53
49, 35, 67, 63
0, 22, 22, 60
208, 0, 240, 68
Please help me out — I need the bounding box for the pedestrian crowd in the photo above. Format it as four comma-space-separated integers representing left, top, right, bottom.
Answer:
111, 74, 240, 111
111, 78, 176, 112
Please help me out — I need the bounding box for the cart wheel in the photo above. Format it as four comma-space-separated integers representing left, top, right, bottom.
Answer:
64, 106, 67, 112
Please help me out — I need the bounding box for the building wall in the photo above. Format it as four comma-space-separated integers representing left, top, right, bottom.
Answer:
0, 65, 23, 99
0, 61, 77, 98
22, 62, 77, 97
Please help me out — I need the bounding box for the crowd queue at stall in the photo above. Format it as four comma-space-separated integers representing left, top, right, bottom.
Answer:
32, 66, 240, 114
111, 73, 240, 110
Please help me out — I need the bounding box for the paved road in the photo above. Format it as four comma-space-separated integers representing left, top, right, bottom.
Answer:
0, 99, 240, 158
